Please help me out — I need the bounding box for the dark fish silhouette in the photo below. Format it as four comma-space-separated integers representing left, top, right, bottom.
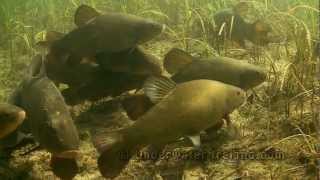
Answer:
61, 70, 149, 105
214, 2, 272, 48
48, 4, 164, 66
12, 55, 80, 179
37, 32, 100, 88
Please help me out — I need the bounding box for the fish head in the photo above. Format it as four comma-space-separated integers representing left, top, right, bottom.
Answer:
0, 103, 26, 139
225, 86, 246, 112
134, 18, 164, 44
0, 103, 26, 123
47, 110, 80, 154
239, 66, 267, 90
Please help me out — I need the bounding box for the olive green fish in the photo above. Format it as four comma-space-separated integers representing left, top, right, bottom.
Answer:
164, 48, 267, 90
13, 55, 80, 179
94, 76, 246, 178
49, 4, 164, 65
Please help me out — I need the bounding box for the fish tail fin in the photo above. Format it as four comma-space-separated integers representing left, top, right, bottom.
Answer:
50, 156, 79, 180
93, 129, 136, 178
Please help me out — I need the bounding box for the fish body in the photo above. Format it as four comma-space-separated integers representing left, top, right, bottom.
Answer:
96, 46, 162, 76
125, 80, 245, 144
14, 55, 80, 155
61, 70, 148, 105
164, 48, 267, 90
50, 5, 163, 63
61, 47, 163, 105
95, 77, 246, 178
214, 2, 271, 48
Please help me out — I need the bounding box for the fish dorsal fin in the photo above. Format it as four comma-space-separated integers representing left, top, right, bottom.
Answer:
22, 55, 47, 88
74, 5, 101, 27
30, 54, 47, 79
163, 48, 194, 75
38, 54, 47, 77
188, 134, 201, 148
143, 76, 176, 104
36, 31, 65, 48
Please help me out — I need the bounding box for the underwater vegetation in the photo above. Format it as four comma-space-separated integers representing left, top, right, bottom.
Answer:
0, 0, 319, 179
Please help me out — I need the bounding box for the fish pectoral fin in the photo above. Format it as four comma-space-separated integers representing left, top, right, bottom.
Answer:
74, 5, 101, 27
143, 76, 176, 104
163, 48, 194, 74
188, 134, 201, 148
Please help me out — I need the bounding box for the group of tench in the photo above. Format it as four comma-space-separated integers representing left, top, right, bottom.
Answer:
0, 2, 270, 179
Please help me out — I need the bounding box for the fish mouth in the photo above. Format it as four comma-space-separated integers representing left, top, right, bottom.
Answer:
137, 22, 164, 44
55, 150, 79, 159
